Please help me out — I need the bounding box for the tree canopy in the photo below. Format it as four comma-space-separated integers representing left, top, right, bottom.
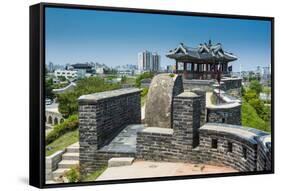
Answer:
57, 77, 121, 117
249, 80, 262, 95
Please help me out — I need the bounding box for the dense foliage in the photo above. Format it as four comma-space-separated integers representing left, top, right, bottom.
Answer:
57, 77, 121, 117
242, 80, 271, 132
249, 80, 263, 95
242, 99, 269, 131
46, 115, 78, 145
45, 78, 55, 99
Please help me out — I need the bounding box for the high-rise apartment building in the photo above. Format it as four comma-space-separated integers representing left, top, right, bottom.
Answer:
138, 50, 160, 72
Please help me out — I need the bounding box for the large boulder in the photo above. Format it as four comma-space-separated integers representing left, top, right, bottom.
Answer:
145, 74, 183, 128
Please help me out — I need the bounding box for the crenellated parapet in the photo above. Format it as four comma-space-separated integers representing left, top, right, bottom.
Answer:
197, 123, 271, 171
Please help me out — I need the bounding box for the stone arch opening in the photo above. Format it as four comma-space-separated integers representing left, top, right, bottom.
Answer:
48, 116, 53, 124
60, 118, 64, 124
54, 117, 58, 125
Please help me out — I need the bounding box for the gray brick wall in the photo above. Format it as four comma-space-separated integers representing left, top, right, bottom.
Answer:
137, 91, 202, 161
256, 135, 271, 171
173, 92, 201, 149
207, 103, 241, 125
136, 128, 175, 161
78, 88, 141, 173
191, 89, 206, 126
198, 125, 258, 171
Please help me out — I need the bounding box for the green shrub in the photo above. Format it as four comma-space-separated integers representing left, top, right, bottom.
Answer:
65, 165, 81, 183
81, 166, 107, 182
46, 115, 78, 145
169, 73, 175, 78
141, 87, 149, 97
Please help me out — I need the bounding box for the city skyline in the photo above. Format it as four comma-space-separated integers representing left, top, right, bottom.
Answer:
46, 7, 271, 72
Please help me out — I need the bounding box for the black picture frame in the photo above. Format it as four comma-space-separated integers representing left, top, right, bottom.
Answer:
30, 2, 274, 189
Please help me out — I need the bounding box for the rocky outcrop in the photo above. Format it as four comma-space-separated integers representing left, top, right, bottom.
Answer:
145, 74, 183, 128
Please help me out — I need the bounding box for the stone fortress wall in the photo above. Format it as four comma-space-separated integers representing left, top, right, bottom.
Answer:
183, 77, 242, 96
78, 75, 271, 175
221, 77, 242, 97
78, 88, 141, 173
136, 91, 271, 172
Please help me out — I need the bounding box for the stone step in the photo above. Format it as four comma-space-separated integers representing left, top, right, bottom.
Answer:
62, 152, 79, 160
58, 160, 79, 168
66, 142, 80, 153
66, 146, 79, 153
108, 157, 135, 167
46, 180, 57, 184
52, 168, 70, 178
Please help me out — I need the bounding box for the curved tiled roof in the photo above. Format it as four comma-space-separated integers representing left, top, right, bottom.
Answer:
166, 41, 237, 63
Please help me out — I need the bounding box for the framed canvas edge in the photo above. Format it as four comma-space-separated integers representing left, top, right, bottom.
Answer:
29, 2, 275, 189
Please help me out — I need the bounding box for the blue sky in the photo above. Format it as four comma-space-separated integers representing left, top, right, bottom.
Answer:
45, 7, 271, 72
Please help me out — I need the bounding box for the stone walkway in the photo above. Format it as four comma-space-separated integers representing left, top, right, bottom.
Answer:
99, 124, 145, 153
96, 160, 237, 181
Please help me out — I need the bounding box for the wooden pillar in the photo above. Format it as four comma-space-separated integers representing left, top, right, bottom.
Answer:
175, 61, 178, 73
191, 63, 194, 72
183, 62, 187, 71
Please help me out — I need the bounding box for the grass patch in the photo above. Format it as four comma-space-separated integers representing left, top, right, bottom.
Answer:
81, 166, 107, 182
241, 100, 270, 132
123, 77, 136, 85
46, 130, 78, 156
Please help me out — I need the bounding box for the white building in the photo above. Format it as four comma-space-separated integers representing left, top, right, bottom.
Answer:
262, 66, 271, 83
96, 67, 104, 74
54, 70, 77, 79
48, 62, 54, 72
138, 50, 160, 72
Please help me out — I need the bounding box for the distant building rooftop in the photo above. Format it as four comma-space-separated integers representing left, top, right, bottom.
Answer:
71, 63, 93, 69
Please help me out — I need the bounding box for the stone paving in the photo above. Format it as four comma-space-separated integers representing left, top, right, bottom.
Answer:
96, 160, 238, 180
99, 124, 145, 153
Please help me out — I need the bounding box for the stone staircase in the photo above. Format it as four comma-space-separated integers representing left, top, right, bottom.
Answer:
52, 142, 79, 182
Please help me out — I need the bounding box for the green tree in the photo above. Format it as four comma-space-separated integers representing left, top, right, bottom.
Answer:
58, 76, 67, 82
248, 98, 264, 116
263, 86, 271, 96
121, 75, 127, 83
45, 78, 55, 99
249, 80, 262, 95
244, 89, 257, 102
57, 92, 78, 117
57, 77, 121, 117
241, 99, 269, 132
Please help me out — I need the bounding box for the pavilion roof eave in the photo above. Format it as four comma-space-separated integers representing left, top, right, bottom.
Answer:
166, 54, 237, 64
